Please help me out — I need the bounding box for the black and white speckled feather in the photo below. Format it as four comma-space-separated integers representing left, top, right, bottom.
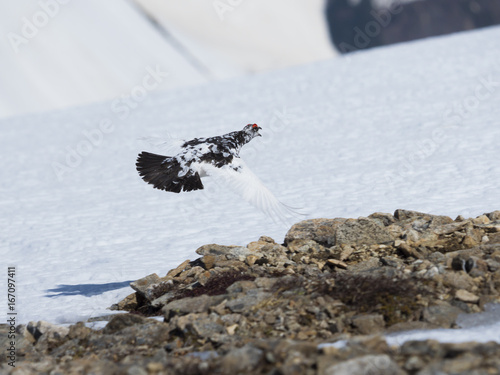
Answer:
136, 124, 298, 222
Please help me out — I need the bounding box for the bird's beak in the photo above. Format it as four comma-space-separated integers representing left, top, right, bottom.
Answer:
257, 126, 262, 136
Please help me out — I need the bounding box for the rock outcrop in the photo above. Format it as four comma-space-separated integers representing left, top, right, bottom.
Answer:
2, 209, 499, 374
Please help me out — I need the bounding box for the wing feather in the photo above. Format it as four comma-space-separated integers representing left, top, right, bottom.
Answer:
199, 158, 301, 224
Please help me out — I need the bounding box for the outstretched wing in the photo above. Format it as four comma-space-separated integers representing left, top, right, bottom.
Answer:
199, 158, 300, 224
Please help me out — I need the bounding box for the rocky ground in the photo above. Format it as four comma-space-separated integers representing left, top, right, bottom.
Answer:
2, 209, 500, 374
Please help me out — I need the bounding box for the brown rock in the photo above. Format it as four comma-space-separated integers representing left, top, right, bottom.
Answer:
167, 260, 191, 277
455, 289, 480, 304
284, 218, 346, 246
485, 210, 500, 221
442, 272, 476, 290
395, 240, 423, 259
351, 314, 385, 335
201, 255, 216, 270
245, 255, 259, 266
110, 292, 138, 311
327, 259, 348, 269
130, 273, 161, 298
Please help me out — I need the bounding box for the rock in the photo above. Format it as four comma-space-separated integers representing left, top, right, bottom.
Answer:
130, 273, 161, 300
368, 212, 396, 226
399, 339, 444, 357
200, 255, 217, 270
395, 240, 423, 259
351, 314, 385, 335
422, 302, 464, 328
451, 255, 476, 273
386, 321, 439, 333
102, 314, 150, 334
68, 321, 92, 340
287, 239, 325, 254
221, 344, 264, 373
226, 290, 272, 313
167, 260, 191, 277
27, 321, 69, 343
335, 218, 394, 246
226, 280, 256, 294
326, 259, 348, 269
455, 289, 480, 303
245, 255, 259, 266
111, 292, 138, 311
485, 210, 500, 221
196, 244, 253, 261
258, 235, 276, 243
12, 209, 500, 375
442, 272, 476, 291
323, 354, 402, 375
347, 258, 380, 273
284, 218, 346, 246
163, 294, 226, 319
394, 209, 453, 225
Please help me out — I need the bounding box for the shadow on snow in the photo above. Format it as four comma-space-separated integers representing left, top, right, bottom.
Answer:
45, 280, 134, 297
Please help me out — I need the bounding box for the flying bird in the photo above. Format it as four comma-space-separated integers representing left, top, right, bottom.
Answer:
136, 124, 297, 223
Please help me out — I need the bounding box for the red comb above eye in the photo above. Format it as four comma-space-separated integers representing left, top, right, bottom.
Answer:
252, 124, 258, 128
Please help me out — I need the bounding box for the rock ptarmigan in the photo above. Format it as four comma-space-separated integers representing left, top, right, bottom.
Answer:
136, 124, 297, 223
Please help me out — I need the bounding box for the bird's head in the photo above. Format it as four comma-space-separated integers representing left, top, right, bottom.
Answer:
243, 123, 262, 138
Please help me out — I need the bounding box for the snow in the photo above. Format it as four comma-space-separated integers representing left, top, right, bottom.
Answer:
320, 304, 500, 348
132, 0, 336, 72
2, 25, 500, 346
0, 0, 334, 119
0, 0, 208, 119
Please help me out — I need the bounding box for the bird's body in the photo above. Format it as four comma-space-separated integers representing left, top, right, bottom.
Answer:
136, 124, 297, 222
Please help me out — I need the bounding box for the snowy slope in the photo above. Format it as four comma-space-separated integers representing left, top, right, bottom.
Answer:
132, 0, 336, 72
0, 0, 334, 119
0, 0, 211, 119
1, 25, 500, 342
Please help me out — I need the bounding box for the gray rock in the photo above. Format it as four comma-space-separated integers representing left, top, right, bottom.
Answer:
191, 319, 225, 338
323, 354, 402, 375
221, 344, 264, 373
286, 239, 325, 254
335, 218, 394, 246
351, 314, 385, 335
485, 210, 500, 221
103, 314, 150, 334
196, 244, 254, 261
226, 290, 272, 313
130, 273, 161, 300
27, 321, 69, 342
394, 209, 453, 225
368, 212, 396, 226
422, 302, 464, 328
163, 294, 226, 319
